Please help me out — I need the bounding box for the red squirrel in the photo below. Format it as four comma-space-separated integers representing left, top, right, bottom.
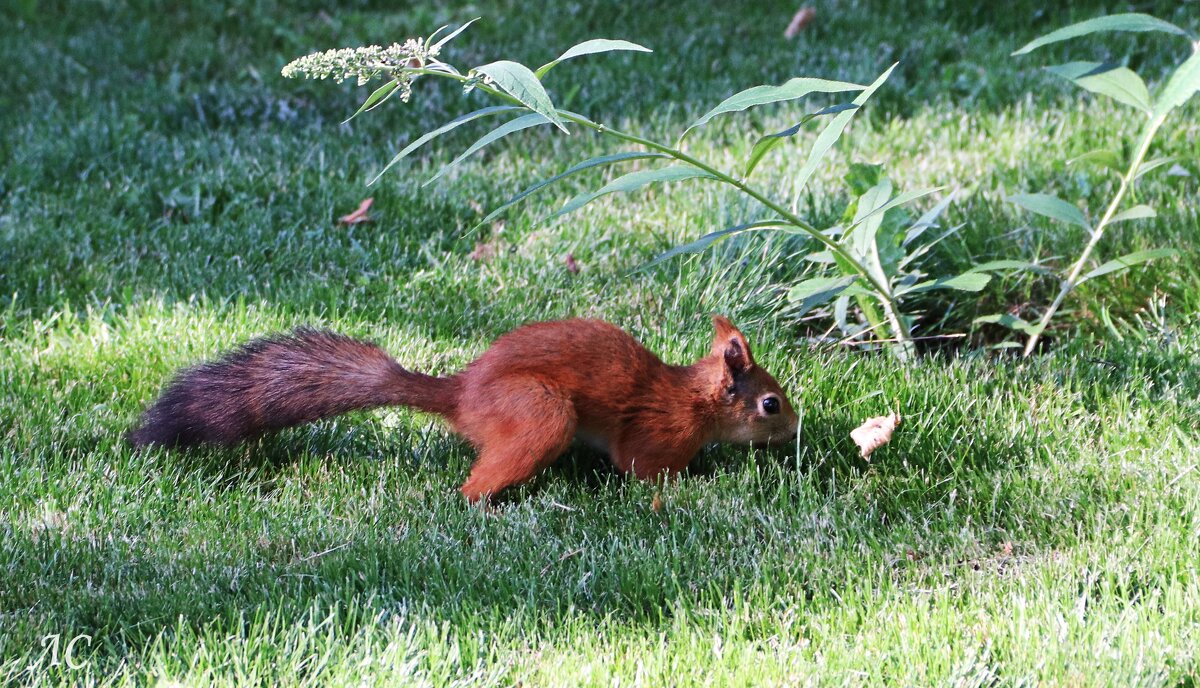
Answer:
129, 316, 799, 502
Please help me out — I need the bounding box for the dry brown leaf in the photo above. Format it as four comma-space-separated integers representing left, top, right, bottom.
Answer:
338, 197, 374, 224
850, 412, 901, 459
651, 492, 664, 513
999, 541, 1013, 557
565, 253, 580, 274
784, 7, 816, 39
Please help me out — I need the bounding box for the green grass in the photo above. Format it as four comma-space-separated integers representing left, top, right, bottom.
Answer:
2, 1, 1199, 685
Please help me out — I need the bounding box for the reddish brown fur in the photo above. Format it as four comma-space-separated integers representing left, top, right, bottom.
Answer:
131, 317, 799, 502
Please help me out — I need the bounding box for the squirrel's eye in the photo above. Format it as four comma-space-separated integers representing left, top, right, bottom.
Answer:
762, 396, 781, 415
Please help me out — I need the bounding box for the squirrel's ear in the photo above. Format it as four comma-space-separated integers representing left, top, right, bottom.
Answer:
711, 315, 754, 374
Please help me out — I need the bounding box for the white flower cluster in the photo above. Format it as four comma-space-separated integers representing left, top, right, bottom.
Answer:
281, 38, 436, 90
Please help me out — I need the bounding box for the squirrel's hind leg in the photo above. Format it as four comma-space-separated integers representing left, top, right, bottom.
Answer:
458, 378, 576, 503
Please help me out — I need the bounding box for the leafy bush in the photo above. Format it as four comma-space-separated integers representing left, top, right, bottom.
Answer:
989, 13, 1197, 355
282, 14, 1196, 360
282, 21, 1002, 362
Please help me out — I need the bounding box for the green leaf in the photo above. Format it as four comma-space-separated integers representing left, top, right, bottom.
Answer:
843, 180, 893, 286
1068, 149, 1124, 174
791, 63, 897, 202
425, 113, 552, 186
788, 276, 859, 316
1007, 193, 1090, 230
899, 272, 992, 295
1154, 49, 1200, 117
344, 80, 399, 124
845, 184, 944, 277
902, 192, 955, 247
535, 39, 652, 78
974, 314, 1040, 335
1134, 156, 1178, 180
476, 152, 668, 230
851, 186, 943, 232
551, 166, 716, 220
744, 104, 858, 178
369, 106, 522, 184
685, 77, 865, 134
1045, 62, 1153, 114
637, 220, 789, 271
474, 60, 569, 133
1109, 205, 1157, 224
1012, 13, 1191, 56
1079, 248, 1178, 283
968, 260, 1051, 274
431, 18, 480, 51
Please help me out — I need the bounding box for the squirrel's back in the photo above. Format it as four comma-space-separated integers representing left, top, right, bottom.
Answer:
462, 318, 666, 395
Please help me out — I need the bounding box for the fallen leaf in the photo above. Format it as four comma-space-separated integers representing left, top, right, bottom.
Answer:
999, 541, 1013, 556
565, 253, 580, 274
338, 197, 374, 224
784, 7, 816, 39
651, 492, 664, 513
850, 412, 901, 459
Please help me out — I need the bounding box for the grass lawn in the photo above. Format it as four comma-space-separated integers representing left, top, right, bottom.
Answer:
2, 1, 1199, 685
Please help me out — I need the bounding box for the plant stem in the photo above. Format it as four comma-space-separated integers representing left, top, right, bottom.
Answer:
1021, 113, 1166, 357
395, 66, 916, 360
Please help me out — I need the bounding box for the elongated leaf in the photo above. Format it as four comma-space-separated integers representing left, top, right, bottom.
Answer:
551, 166, 715, 220
744, 103, 858, 178
1007, 193, 1090, 230
369, 106, 522, 184
476, 152, 668, 230
425, 113, 551, 186
1109, 205, 1157, 224
1155, 49, 1200, 117
974, 313, 1040, 335
1079, 248, 1178, 283
535, 39, 652, 78
903, 192, 955, 247
846, 180, 892, 254
899, 272, 991, 296
1134, 156, 1178, 180
788, 276, 859, 316
1045, 62, 1153, 114
637, 220, 789, 271
431, 18, 480, 51
968, 259, 1051, 274
1068, 149, 1124, 174
843, 181, 894, 288
791, 63, 897, 203
898, 222, 967, 272
474, 60, 568, 133
851, 186, 942, 233
1013, 13, 1191, 56
344, 80, 399, 124
685, 77, 865, 134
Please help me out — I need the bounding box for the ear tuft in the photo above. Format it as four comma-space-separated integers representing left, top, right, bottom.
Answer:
710, 314, 754, 374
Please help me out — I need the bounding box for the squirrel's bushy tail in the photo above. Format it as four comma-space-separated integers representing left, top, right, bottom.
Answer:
129, 329, 460, 448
